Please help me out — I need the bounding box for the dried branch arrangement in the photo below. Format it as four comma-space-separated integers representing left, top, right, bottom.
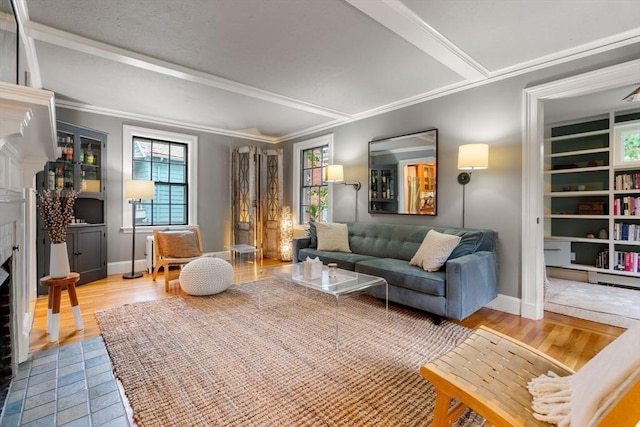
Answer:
36, 189, 79, 244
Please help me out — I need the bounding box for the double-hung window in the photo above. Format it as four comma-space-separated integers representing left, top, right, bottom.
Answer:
293, 134, 334, 225
122, 125, 198, 230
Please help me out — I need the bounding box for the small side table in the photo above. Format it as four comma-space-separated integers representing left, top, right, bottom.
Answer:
40, 272, 84, 342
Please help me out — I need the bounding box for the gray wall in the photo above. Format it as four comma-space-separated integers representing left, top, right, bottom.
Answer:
55, 108, 271, 266
281, 45, 640, 301
55, 43, 639, 300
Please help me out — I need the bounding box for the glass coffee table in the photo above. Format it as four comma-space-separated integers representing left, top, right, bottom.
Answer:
269, 264, 388, 347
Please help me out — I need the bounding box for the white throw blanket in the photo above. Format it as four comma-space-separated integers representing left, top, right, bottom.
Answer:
527, 325, 640, 426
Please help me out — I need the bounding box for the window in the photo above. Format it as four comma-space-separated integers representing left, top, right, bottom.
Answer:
293, 134, 334, 226
133, 137, 187, 225
613, 120, 640, 167
122, 125, 198, 230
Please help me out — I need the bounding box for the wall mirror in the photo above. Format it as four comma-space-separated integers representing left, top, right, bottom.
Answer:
368, 128, 438, 215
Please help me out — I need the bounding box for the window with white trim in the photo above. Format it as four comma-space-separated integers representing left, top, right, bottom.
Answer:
292, 134, 334, 225
122, 125, 198, 230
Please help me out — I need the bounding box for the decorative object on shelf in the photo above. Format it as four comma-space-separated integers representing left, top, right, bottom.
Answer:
586, 233, 595, 239
578, 202, 605, 215
36, 189, 79, 278
325, 164, 361, 221
279, 206, 293, 262
123, 180, 155, 279
598, 228, 608, 239
457, 144, 489, 227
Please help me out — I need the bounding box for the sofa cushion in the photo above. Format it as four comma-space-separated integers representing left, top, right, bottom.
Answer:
298, 248, 377, 271
356, 258, 446, 297
316, 222, 352, 252
410, 230, 461, 272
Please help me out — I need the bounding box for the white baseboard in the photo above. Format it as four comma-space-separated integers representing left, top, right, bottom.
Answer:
485, 293, 521, 316
109, 251, 232, 276
108, 259, 149, 275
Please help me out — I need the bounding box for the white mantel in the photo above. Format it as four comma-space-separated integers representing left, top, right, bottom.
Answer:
0, 81, 56, 364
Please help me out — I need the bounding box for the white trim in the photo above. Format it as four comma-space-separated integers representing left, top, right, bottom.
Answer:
121, 125, 198, 230
292, 134, 334, 225
57, 100, 277, 144
486, 294, 521, 316
345, 0, 488, 81
522, 59, 640, 320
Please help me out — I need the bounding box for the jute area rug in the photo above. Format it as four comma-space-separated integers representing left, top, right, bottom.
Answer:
545, 278, 640, 328
96, 277, 484, 426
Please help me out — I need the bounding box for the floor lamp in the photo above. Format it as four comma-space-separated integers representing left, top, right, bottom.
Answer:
123, 179, 155, 279
457, 144, 489, 228
326, 164, 362, 222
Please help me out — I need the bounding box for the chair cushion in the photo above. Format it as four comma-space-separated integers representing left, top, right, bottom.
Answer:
157, 230, 202, 258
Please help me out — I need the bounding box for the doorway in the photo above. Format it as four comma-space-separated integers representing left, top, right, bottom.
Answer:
521, 59, 640, 320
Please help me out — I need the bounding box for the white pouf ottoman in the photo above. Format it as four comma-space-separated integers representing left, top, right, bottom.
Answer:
179, 257, 233, 296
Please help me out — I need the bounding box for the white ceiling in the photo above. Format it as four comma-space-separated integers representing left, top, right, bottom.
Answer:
14, 0, 640, 142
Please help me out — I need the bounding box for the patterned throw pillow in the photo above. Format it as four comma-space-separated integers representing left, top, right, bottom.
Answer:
315, 222, 352, 253
410, 230, 461, 272
157, 231, 202, 258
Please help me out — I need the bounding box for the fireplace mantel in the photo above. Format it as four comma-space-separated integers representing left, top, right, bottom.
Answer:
0, 81, 56, 365
0, 81, 57, 186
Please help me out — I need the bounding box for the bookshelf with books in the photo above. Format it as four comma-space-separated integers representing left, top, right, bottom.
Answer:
544, 108, 640, 282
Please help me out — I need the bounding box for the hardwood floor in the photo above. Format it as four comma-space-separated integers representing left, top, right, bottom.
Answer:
29, 259, 624, 371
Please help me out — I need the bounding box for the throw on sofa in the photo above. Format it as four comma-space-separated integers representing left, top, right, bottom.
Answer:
293, 222, 498, 323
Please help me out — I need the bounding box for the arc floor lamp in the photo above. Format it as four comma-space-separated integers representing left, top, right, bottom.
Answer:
457, 144, 489, 227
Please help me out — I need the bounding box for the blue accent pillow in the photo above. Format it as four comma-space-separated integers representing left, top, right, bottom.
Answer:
447, 231, 483, 260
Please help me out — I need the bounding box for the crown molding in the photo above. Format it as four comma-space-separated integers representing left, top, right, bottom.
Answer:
55, 99, 279, 143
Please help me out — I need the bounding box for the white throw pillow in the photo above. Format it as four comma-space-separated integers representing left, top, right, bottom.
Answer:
410, 230, 461, 272
315, 222, 352, 253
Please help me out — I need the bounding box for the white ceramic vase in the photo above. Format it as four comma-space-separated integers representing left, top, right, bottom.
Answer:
50, 242, 71, 278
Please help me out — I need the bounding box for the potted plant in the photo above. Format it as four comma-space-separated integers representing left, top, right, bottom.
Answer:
36, 189, 78, 278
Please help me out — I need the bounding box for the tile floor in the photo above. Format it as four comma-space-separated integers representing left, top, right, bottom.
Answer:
0, 337, 132, 427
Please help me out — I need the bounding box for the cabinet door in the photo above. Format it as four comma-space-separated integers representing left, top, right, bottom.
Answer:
74, 226, 106, 285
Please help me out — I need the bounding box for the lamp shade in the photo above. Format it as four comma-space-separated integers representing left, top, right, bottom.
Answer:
325, 164, 344, 182
458, 144, 489, 170
125, 180, 154, 199
622, 86, 640, 103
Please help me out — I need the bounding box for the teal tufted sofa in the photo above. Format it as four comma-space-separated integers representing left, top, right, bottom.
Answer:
293, 222, 498, 323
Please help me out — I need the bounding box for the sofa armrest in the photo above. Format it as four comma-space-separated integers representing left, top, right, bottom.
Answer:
292, 237, 311, 263
445, 251, 498, 321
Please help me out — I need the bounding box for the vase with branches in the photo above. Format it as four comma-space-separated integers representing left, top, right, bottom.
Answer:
36, 189, 78, 277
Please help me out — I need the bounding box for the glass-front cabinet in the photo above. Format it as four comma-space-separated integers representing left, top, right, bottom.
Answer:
47, 121, 105, 196
37, 121, 108, 291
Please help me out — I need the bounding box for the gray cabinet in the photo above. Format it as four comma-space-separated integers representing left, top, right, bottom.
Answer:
36, 121, 108, 294
37, 225, 107, 294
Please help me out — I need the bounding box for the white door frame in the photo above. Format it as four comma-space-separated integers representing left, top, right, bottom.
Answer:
521, 59, 640, 319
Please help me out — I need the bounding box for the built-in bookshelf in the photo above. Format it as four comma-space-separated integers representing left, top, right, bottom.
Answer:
544, 108, 640, 283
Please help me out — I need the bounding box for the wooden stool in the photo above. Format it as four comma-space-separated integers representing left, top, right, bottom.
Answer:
40, 272, 83, 342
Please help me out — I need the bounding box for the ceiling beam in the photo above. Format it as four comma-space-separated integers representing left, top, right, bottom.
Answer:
345, 0, 488, 82
23, 21, 352, 121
